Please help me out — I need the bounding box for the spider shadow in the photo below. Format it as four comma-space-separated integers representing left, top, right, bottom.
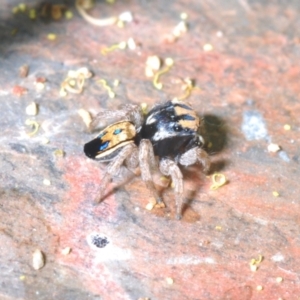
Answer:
202, 114, 230, 175
201, 114, 228, 156
92, 165, 139, 202
179, 114, 229, 220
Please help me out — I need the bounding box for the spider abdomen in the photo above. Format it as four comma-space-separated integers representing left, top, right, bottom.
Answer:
84, 121, 136, 161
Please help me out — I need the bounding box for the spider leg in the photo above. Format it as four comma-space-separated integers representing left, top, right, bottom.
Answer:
139, 139, 162, 204
89, 104, 143, 132
122, 104, 144, 128
125, 145, 139, 174
179, 147, 210, 173
95, 143, 137, 203
89, 110, 127, 132
197, 148, 210, 173
159, 158, 183, 220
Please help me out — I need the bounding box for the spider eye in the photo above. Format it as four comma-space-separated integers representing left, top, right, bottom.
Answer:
166, 112, 175, 120
99, 141, 109, 151
173, 124, 182, 131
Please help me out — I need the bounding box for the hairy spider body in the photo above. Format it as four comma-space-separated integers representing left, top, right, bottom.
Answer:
84, 100, 210, 219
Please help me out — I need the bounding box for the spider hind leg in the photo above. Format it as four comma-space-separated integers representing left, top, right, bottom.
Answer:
89, 104, 143, 132
96, 143, 137, 203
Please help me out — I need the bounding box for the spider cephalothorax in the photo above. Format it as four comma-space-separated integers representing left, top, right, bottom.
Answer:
84, 99, 210, 219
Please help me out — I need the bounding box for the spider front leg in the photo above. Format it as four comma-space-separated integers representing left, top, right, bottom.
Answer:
139, 139, 163, 204
95, 143, 137, 203
179, 147, 210, 173
159, 158, 184, 220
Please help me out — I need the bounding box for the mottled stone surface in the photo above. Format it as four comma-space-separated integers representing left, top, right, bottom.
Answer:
1, 0, 300, 299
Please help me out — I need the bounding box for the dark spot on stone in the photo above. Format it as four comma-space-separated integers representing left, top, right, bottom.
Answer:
91, 235, 109, 248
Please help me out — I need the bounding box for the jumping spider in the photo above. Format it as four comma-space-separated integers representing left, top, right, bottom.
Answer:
84, 99, 210, 219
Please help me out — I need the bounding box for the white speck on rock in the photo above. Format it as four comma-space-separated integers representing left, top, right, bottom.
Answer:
167, 255, 215, 265
271, 253, 284, 262
241, 111, 268, 140
278, 150, 290, 162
